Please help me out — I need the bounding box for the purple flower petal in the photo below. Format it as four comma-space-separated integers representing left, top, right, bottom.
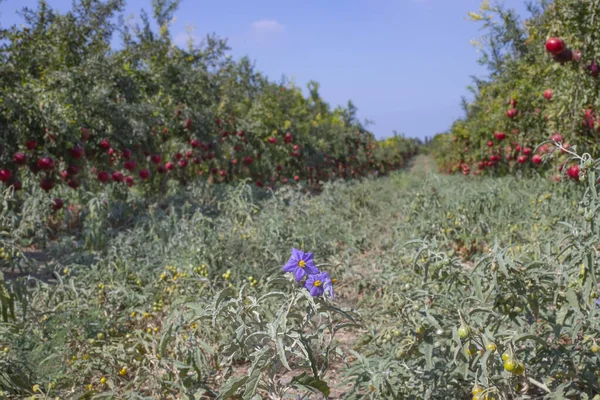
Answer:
282, 258, 298, 272
294, 267, 306, 282
310, 285, 323, 297
291, 248, 303, 260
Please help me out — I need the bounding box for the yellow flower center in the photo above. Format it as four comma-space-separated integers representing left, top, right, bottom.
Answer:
313, 280, 322, 287
298, 260, 306, 268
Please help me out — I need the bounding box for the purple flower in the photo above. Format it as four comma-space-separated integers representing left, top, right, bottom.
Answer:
322, 272, 335, 299
282, 248, 319, 282
305, 272, 330, 297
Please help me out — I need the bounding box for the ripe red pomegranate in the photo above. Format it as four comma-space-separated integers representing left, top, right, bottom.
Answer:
551, 133, 564, 142
179, 160, 188, 168
506, 109, 518, 118
494, 132, 506, 141
517, 155, 527, 164
523, 147, 532, 156
232, 158, 238, 165
583, 109, 596, 128
125, 176, 134, 187
67, 179, 80, 189
11, 180, 22, 191
588, 61, 600, 78
69, 145, 84, 159
221, 131, 229, 138
294, 175, 300, 182
284, 132, 293, 143
124, 160, 136, 171
51, 198, 64, 211
97, 171, 110, 183
543, 89, 553, 101
244, 156, 253, 165
509, 98, 517, 107
157, 164, 167, 174
37, 157, 55, 170
237, 131, 245, 137
0, 169, 12, 182
487, 141, 493, 147
532, 154, 542, 164
122, 148, 133, 159
13, 152, 27, 166
268, 137, 277, 144
190, 139, 200, 148
185, 150, 193, 159
567, 164, 580, 180
165, 162, 175, 171
139, 169, 150, 180
219, 170, 226, 177
81, 127, 91, 142
112, 171, 124, 182
553, 49, 573, 63
40, 178, 55, 192
151, 154, 162, 164
515, 145, 521, 152
174, 152, 183, 161
26, 139, 38, 150
293, 144, 300, 151
545, 37, 565, 55
99, 139, 110, 150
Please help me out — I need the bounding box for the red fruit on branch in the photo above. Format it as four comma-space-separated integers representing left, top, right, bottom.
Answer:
124, 160, 136, 171
139, 169, 150, 180
81, 128, 91, 142
165, 162, 175, 171
268, 137, 277, 144
553, 49, 573, 63
100, 139, 110, 150
40, 178, 55, 192
543, 89, 553, 100
494, 132, 506, 141
532, 154, 542, 164
190, 139, 200, 148
545, 37, 565, 55
567, 164, 580, 180
506, 108, 518, 118
67, 179, 80, 189
588, 61, 600, 78
13, 152, 27, 166
517, 155, 527, 164
97, 171, 110, 183
26, 139, 38, 150
523, 147, 532, 156
112, 171, 124, 182
122, 148, 133, 159
125, 176, 134, 187
69, 145, 84, 159
487, 141, 494, 147
37, 157, 55, 170
51, 198, 64, 211
551, 133, 564, 142
151, 154, 162, 164
0, 169, 12, 182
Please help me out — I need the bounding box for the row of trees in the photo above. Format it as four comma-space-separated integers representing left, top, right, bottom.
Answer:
429, 0, 600, 180
0, 0, 419, 200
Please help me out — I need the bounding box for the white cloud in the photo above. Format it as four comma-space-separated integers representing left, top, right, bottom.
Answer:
250, 19, 284, 34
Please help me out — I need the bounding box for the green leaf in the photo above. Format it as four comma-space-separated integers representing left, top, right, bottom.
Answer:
290, 372, 331, 397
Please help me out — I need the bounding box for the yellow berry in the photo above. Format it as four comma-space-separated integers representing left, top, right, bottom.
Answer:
100, 377, 107, 384
119, 367, 127, 376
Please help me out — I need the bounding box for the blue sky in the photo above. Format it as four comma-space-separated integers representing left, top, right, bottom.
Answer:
0, 0, 530, 139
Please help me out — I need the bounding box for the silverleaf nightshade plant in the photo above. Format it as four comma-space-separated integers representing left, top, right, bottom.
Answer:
282, 248, 335, 298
